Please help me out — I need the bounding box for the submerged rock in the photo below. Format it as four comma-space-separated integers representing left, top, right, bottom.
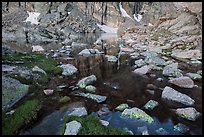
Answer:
174, 123, 190, 133
176, 107, 201, 121
105, 55, 118, 62
97, 106, 111, 116
137, 126, 149, 135
115, 103, 130, 111
156, 128, 169, 135
2, 76, 29, 110
77, 75, 97, 87
133, 65, 151, 75
186, 73, 202, 80
168, 76, 194, 88
143, 100, 159, 110
162, 86, 195, 106
66, 106, 88, 117
71, 91, 106, 103
121, 107, 154, 123
60, 64, 78, 76
64, 121, 82, 135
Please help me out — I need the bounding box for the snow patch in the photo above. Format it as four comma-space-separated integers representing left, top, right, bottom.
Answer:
24, 11, 40, 25
97, 24, 118, 33
133, 14, 142, 22
119, 2, 133, 20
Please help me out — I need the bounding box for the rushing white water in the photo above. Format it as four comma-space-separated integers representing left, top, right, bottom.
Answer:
97, 24, 118, 33
24, 11, 40, 25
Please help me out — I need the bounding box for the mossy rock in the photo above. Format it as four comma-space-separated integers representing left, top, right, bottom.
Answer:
60, 115, 132, 135
2, 99, 42, 135
115, 104, 130, 111
59, 96, 71, 103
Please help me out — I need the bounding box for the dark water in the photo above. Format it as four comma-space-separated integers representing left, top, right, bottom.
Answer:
5, 33, 202, 135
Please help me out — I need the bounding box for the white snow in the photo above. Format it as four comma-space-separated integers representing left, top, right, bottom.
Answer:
97, 24, 118, 33
119, 2, 133, 20
24, 11, 40, 25
133, 14, 142, 22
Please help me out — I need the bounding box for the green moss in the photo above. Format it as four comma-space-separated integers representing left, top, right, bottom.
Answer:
2, 53, 61, 76
60, 115, 132, 135
59, 96, 71, 103
53, 67, 63, 75
79, 83, 86, 88
2, 99, 42, 135
8, 74, 33, 85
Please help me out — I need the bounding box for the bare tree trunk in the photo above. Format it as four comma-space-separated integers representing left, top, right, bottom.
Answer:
18, 2, 21, 7
85, 2, 88, 15
104, 2, 108, 23
91, 2, 95, 17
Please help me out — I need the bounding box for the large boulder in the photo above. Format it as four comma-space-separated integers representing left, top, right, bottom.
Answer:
162, 63, 183, 77
2, 76, 29, 110
168, 76, 194, 88
176, 107, 201, 121
121, 107, 154, 123
77, 75, 97, 87
161, 86, 195, 106
64, 121, 82, 135
60, 64, 78, 76
105, 55, 118, 62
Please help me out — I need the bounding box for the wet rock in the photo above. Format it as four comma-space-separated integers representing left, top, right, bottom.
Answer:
85, 85, 96, 92
44, 89, 54, 95
137, 126, 149, 135
32, 45, 44, 52
190, 59, 202, 64
115, 103, 130, 111
60, 64, 78, 76
2, 76, 29, 110
77, 75, 97, 87
168, 76, 194, 88
78, 49, 101, 56
133, 65, 151, 75
6, 110, 15, 115
121, 107, 154, 123
162, 63, 183, 77
100, 120, 109, 126
143, 100, 159, 110
134, 59, 146, 68
121, 47, 134, 53
64, 121, 82, 135
32, 66, 47, 75
66, 106, 88, 117
151, 65, 163, 71
2, 64, 16, 72
174, 123, 189, 133
186, 73, 202, 80
62, 39, 72, 45
156, 128, 169, 135
71, 91, 106, 103
176, 107, 201, 121
105, 55, 118, 62
162, 86, 195, 106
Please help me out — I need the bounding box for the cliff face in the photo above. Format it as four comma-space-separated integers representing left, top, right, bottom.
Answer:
2, 2, 202, 50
